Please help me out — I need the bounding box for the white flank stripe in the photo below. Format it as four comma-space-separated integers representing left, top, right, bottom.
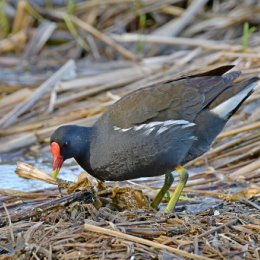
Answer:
157, 126, 169, 135
144, 128, 155, 135
134, 125, 145, 131
114, 119, 194, 133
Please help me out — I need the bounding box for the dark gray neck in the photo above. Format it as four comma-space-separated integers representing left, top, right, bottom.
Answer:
73, 126, 96, 175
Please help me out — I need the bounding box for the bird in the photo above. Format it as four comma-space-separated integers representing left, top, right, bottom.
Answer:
50, 65, 259, 212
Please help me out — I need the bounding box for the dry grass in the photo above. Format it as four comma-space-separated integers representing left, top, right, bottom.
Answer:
0, 0, 259, 259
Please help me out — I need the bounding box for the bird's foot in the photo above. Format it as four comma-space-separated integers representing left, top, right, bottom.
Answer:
150, 172, 174, 209
164, 165, 188, 213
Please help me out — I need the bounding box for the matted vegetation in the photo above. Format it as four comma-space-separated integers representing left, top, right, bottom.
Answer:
0, 0, 259, 259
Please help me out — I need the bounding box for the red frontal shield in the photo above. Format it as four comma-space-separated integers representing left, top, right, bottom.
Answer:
50, 142, 63, 178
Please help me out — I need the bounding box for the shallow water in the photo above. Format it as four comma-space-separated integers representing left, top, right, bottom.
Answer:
0, 157, 207, 192
0, 163, 80, 191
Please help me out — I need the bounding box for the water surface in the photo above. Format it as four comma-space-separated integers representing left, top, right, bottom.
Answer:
0, 163, 81, 191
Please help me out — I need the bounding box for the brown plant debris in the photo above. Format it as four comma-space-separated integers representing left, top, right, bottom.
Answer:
0, 0, 259, 259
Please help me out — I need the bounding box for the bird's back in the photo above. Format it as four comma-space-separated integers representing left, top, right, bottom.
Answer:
96, 66, 239, 129
91, 66, 258, 180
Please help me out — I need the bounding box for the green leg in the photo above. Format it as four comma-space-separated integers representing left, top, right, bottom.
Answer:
151, 172, 174, 209
164, 166, 188, 213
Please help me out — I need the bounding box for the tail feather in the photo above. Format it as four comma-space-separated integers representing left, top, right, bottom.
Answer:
222, 71, 241, 82
183, 75, 259, 164
188, 65, 235, 78
211, 77, 259, 119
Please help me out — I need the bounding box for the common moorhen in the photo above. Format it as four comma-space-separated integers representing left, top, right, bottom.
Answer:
50, 65, 259, 212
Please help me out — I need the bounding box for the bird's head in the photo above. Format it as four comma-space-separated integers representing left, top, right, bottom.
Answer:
50, 125, 91, 178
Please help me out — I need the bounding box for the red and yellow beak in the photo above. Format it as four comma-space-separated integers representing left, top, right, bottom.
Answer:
50, 142, 64, 178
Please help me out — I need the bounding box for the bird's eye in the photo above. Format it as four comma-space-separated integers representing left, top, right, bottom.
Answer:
64, 141, 69, 147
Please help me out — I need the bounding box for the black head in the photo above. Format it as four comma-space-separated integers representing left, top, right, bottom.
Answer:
50, 125, 92, 178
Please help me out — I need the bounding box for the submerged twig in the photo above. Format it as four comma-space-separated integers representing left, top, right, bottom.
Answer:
15, 161, 58, 185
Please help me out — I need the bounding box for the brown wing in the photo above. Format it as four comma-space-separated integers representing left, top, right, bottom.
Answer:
95, 66, 239, 129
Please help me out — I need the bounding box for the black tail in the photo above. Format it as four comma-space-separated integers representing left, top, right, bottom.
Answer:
183, 76, 259, 164
210, 77, 259, 119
